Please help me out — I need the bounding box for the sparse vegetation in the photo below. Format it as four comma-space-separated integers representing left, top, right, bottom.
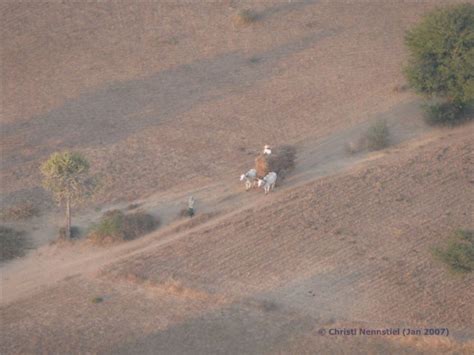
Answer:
127, 203, 141, 210
248, 56, 261, 64
88, 210, 159, 245
91, 296, 104, 303
41, 151, 92, 239
234, 9, 258, 26
0, 202, 39, 221
258, 300, 278, 312
59, 226, 81, 240
365, 120, 390, 151
404, 4, 474, 123
0, 226, 29, 262
433, 229, 474, 273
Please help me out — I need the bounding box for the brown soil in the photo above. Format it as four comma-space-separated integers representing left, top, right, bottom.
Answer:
1, 1, 473, 354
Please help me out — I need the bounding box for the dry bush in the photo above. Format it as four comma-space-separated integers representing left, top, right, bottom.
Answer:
255, 145, 296, 178
122, 210, 159, 238
0, 203, 39, 221
126, 203, 141, 210
233, 9, 258, 26
122, 273, 211, 301
91, 296, 104, 303
365, 120, 390, 151
0, 226, 30, 261
58, 226, 81, 240
248, 56, 261, 64
88, 209, 159, 245
345, 120, 390, 154
258, 299, 278, 312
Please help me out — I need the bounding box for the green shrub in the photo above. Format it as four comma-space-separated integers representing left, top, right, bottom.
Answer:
433, 229, 474, 273
404, 4, 474, 107
366, 120, 390, 151
423, 101, 469, 125
88, 210, 159, 245
0, 226, 29, 261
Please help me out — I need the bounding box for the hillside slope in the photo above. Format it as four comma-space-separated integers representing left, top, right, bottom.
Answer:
1, 0, 454, 208
1, 1, 472, 353
2, 125, 472, 354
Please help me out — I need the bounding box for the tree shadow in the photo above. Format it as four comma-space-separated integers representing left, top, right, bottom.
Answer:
2, 29, 339, 171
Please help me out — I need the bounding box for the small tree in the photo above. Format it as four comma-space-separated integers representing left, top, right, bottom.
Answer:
41, 152, 90, 239
404, 3, 474, 120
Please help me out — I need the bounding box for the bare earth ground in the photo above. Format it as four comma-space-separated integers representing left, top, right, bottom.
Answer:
1, 124, 473, 354
1, 1, 473, 354
2, 0, 453, 208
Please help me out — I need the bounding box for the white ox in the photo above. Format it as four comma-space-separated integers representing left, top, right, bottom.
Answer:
258, 172, 277, 194
240, 168, 258, 190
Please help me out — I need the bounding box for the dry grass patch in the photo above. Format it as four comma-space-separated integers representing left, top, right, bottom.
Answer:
0, 226, 30, 261
233, 9, 258, 26
120, 272, 212, 301
161, 279, 211, 301
0, 203, 39, 221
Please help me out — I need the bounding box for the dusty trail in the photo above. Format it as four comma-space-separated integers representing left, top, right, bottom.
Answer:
0, 98, 429, 305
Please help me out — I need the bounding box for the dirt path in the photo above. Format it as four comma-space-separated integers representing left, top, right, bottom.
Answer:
0, 99, 431, 306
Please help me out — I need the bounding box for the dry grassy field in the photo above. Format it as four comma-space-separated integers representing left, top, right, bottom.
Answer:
1, 1, 473, 354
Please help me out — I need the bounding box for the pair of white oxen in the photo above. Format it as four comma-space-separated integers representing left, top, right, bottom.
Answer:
240, 145, 277, 194
240, 169, 277, 194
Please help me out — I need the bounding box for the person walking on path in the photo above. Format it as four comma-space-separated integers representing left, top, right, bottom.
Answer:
188, 196, 195, 217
